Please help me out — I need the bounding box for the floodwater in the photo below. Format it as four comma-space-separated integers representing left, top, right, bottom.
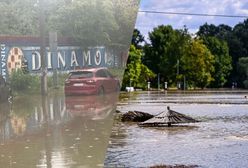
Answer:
0, 92, 119, 168
105, 90, 248, 168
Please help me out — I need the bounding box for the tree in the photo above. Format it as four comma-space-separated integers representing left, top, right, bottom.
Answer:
122, 45, 142, 88
197, 23, 219, 37
201, 37, 232, 87
48, 0, 139, 48
144, 25, 178, 84
122, 44, 155, 89
111, 0, 140, 48
0, 0, 38, 35
197, 23, 232, 41
138, 64, 155, 88
131, 28, 145, 49
181, 39, 215, 89
197, 20, 248, 88
238, 57, 248, 88
144, 25, 190, 86
48, 0, 118, 47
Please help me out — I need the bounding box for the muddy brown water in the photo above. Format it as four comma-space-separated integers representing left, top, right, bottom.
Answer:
0, 93, 119, 168
105, 91, 248, 168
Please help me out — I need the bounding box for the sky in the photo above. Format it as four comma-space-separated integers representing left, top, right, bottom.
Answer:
135, 0, 248, 40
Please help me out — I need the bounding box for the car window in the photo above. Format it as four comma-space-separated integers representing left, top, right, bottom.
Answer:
96, 69, 108, 78
104, 70, 114, 78
69, 71, 93, 79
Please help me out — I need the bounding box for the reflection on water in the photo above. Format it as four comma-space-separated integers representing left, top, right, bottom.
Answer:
105, 91, 248, 168
0, 93, 118, 167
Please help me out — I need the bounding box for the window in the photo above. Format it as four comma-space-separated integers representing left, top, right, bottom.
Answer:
69, 71, 93, 79
104, 70, 114, 78
96, 69, 108, 78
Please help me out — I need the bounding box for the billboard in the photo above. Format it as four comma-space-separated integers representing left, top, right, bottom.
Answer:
0, 36, 117, 80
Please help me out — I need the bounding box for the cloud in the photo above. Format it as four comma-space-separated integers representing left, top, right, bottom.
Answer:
136, 0, 248, 39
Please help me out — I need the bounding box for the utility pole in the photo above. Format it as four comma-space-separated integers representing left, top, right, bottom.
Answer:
177, 59, 180, 89
49, 31, 58, 88
39, 0, 47, 95
158, 73, 160, 90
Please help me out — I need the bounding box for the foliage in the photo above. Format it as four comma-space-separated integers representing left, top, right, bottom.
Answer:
122, 45, 142, 88
0, 0, 139, 49
48, 0, 139, 47
201, 37, 232, 87
132, 28, 145, 49
49, 0, 117, 46
10, 69, 69, 93
0, 0, 38, 35
111, 0, 140, 47
181, 39, 215, 89
46, 72, 66, 88
138, 64, 156, 88
197, 23, 232, 40
197, 20, 248, 87
237, 57, 248, 88
144, 25, 177, 84
122, 45, 155, 89
144, 25, 191, 86
10, 69, 40, 92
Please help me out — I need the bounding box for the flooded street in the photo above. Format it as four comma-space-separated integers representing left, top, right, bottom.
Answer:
105, 91, 248, 168
0, 93, 118, 168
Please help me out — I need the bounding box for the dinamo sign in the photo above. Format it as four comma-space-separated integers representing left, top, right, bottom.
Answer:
0, 36, 114, 80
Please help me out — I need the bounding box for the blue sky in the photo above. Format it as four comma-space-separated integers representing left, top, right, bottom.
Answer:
135, 0, 248, 39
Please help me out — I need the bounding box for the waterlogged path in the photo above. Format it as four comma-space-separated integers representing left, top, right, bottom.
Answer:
105, 90, 248, 168
0, 93, 118, 168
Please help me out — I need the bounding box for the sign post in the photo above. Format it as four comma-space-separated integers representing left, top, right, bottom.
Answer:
49, 31, 58, 88
39, 0, 47, 95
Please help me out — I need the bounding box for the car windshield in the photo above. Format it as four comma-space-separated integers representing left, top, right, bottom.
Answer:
69, 71, 93, 79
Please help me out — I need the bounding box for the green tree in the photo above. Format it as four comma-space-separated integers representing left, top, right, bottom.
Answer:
197, 20, 248, 88
0, 0, 38, 35
48, 0, 139, 48
138, 64, 155, 88
122, 45, 142, 88
238, 57, 248, 88
111, 0, 140, 47
197, 23, 232, 41
182, 39, 215, 89
122, 44, 155, 89
144, 25, 177, 84
202, 37, 232, 87
48, 0, 118, 47
144, 25, 190, 86
131, 28, 145, 49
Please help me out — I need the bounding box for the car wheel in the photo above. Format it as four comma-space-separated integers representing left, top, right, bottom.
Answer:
98, 86, 104, 96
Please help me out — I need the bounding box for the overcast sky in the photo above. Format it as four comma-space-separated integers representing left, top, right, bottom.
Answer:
135, 0, 248, 39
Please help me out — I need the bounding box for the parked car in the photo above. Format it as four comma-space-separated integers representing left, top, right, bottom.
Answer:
0, 75, 10, 102
64, 68, 120, 95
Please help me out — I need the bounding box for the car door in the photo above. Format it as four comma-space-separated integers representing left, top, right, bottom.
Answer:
104, 69, 118, 92
95, 69, 109, 93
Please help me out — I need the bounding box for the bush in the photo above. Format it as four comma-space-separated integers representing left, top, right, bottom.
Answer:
47, 71, 69, 88
10, 69, 40, 92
